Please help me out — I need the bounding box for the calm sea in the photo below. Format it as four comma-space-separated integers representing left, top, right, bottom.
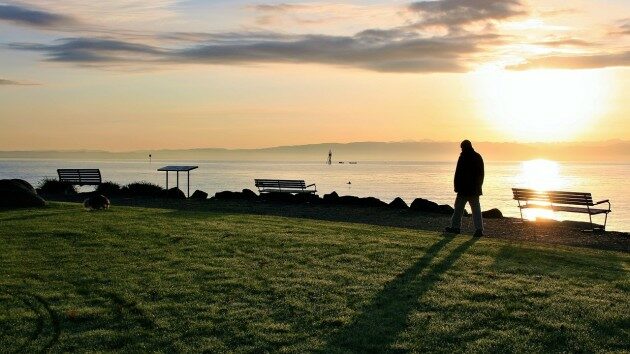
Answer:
1, 159, 628, 232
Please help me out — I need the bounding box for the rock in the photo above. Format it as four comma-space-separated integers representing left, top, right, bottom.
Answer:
482, 208, 503, 218
0, 179, 46, 208
389, 197, 408, 209
190, 190, 208, 200
261, 192, 296, 203
214, 191, 243, 200
162, 187, 186, 199
241, 189, 258, 200
332, 195, 387, 207
323, 191, 339, 203
83, 194, 110, 210
437, 204, 454, 215
410, 198, 440, 212
293, 193, 321, 204
337, 195, 361, 205
360, 197, 387, 207
10, 179, 36, 194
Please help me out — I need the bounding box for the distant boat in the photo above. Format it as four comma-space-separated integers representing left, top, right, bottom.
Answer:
349, 162, 358, 164
338, 161, 344, 164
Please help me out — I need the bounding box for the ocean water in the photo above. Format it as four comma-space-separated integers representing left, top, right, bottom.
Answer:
1, 159, 628, 232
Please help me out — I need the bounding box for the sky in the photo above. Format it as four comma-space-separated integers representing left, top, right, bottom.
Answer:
0, 0, 628, 151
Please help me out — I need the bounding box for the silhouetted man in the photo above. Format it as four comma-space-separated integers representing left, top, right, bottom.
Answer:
445, 140, 484, 237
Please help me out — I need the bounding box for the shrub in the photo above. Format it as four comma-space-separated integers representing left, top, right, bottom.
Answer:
96, 181, 122, 196
37, 178, 76, 195
122, 182, 164, 197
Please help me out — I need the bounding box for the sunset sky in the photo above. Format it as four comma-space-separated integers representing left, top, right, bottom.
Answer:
1, 0, 628, 151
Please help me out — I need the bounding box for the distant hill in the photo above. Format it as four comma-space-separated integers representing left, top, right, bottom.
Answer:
0, 141, 628, 162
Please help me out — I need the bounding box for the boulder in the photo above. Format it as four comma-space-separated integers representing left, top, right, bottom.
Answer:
0, 179, 46, 208
437, 204, 455, 215
190, 190, 208, 200
323, 191, 339, 203
162, 187, 186, 199
389, 197, 408, 209
214, 191, 243, 200
293, 193, 321, 204
359, 197, 387, 208
410, 198, 440, 212
241, 189, 259, 200
10, 179, 36, 194
261, 192, 296, 203
482, 208, 503, 218
83, 194, 110, 210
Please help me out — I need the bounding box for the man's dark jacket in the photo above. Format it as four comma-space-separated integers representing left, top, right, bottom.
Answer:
454, 146, 484, 196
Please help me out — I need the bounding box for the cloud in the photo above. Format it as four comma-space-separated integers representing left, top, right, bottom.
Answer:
533, 38, 595, 48
408, 0, 527, 30
613, 18, 630, 35
0, 78, 35, 85
9, 31, 497, 73
507, 51, 630, 70
0, 3, 76, 28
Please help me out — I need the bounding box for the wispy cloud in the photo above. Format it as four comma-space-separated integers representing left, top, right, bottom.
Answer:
0, 3, 77, 28
10, 32, 498, 73
0, 78, 36, 85
507, 51, 630, 70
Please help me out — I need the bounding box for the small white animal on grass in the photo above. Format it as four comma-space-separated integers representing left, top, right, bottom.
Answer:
83, 194, 110, 210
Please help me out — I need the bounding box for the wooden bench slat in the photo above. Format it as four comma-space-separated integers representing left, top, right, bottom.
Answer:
255, 179, 315, 194
57, 169, 102, 186
511, 188, 610, 230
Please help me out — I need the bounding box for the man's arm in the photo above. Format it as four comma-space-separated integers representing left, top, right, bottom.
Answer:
454, 155, 463, 192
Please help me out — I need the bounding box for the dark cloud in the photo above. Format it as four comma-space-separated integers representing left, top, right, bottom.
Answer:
10, 31, 497, 73
0, 3, 76, 28
507, 51, 630, 70
408, 0, 526, 30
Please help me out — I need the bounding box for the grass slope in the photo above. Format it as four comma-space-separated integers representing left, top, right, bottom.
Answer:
0, 203, 628, 352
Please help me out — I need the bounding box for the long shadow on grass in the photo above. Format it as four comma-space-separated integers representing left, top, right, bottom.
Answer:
321, 235, 478, 353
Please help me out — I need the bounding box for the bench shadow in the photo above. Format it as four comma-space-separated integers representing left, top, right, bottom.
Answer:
319, 234, 479, 353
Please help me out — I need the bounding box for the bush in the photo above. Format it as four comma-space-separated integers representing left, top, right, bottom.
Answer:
122, 182, 164, 197
96, 181, 122, 196
37, 178, 76, 195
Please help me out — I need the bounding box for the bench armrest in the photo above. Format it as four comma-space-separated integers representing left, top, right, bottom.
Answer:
306, 183, 316, 189
594, 199, 609, 205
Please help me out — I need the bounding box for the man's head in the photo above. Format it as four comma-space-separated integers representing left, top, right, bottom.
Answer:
461, 140, 473, 152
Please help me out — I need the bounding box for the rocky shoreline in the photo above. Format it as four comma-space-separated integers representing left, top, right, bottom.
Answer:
2, 178, 628, 252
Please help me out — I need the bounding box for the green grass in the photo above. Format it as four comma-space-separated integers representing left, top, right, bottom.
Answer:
0, 203, 628, 352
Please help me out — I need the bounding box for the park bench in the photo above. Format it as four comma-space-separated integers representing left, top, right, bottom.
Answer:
255, 179, 316, 194
512, 188, 611, 231
57, 169, 102, 186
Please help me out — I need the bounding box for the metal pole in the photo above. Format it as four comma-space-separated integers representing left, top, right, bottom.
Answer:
187, 171, 190, 197
166, 171, 168, 189
176, 171, 179, 190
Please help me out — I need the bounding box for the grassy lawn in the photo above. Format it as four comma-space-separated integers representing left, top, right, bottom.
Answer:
0, 203, 628, 352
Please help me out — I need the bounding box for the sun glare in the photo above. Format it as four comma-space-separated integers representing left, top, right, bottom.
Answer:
516, 159, 565, 221
473, 67, 611, 141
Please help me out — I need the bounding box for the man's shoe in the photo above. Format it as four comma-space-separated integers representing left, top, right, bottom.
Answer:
444, 227, 460, 234
473, 229, 484, 237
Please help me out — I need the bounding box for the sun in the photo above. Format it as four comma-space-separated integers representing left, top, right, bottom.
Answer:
472, 67, 612, 141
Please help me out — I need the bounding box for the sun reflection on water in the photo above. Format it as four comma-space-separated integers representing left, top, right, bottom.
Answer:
516, 159, 565, 221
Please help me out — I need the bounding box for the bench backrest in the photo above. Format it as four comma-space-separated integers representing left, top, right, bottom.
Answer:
512, 188, 593, 206
57, 169, 102, 185
255, 179, 307, 190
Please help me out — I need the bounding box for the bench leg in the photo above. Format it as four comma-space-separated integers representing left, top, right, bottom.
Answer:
603, 212, 608, 231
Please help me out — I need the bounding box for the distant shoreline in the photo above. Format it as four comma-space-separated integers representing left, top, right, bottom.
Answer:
0, 140, 628, 162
